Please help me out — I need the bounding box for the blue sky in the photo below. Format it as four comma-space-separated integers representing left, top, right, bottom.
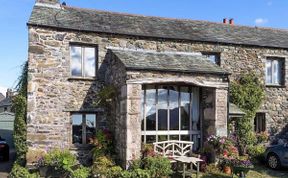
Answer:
0, 0, 287, 94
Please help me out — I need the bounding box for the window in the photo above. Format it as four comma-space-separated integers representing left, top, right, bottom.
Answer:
265, 57, 284, 85
202, 52, 220, 65
254, 113, 266, 133
70, 45, 97, 77
72, 113, 96, 144
141, 85, 201, 150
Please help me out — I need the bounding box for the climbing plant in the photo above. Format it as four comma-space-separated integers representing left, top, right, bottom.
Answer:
13, 61, 28, 165
15, 61, 28, 97
230, 72, 265, 154
94, 85, 117, 108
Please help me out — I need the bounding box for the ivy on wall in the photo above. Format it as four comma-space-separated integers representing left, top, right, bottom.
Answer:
230, 72, 265, 154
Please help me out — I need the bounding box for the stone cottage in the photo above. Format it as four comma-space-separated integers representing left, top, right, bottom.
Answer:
27, 0, 288, 166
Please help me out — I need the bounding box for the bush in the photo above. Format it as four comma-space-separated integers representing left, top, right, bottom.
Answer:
13, 95, 28, 165
92, 129, 114, 160
120, 169, 150, 178
9, 164, 39, 178
247, 144, 266, 163
107, 166, 123, 178
92, 156, 114, 176
256, 131, 269, 144
71, 166, 91, 178
143, 156, 172, 178
42, 149, 77, 172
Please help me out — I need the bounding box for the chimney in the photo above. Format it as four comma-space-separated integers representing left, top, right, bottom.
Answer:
223, 18, 228, 24
35, 0, 60, 8
6, 89, 13, 98
36, 0, 59, 5
229, 18, 234, 25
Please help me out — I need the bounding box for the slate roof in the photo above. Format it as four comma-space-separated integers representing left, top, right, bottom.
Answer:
28, 4, 288, 49
0, 94, 4, 102
111, 49, 229, 75
229, 103, 245, 117
0, 98, 12, 107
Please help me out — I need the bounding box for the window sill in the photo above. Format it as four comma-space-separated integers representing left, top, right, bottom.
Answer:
266, 84, 285, 88
69, 144, 94, 150
68, 77, 96, 81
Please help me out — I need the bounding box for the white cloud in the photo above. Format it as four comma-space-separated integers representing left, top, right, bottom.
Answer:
0, 86, 7, 96
255, 18, 268, 25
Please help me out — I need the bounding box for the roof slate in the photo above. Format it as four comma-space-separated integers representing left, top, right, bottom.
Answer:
111, 49, 229, 75
229, 103, 245, 116
0, 98, 12, 107
0, 94, 4, 102
28, 5, 288, 49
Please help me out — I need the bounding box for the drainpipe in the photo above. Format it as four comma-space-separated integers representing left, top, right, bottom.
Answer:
227, 75, 230, 136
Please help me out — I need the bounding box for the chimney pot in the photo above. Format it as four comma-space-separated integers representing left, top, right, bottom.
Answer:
223, 18, 228, 24
229, 18, 234, 25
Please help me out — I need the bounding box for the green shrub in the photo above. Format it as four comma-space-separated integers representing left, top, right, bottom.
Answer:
9, 164, 39, 178
43, 149, 77, 172
128, 159, 142, 170
247, 144, 266, 163
13, 95, 28, 165
71, 166, 91, 178
107, 166, 123, 178
120, 169, 150, 178
92, 156, 114, 176
143, 156, 172, 178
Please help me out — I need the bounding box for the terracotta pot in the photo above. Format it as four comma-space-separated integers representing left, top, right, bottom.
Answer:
223, 166, 232, 174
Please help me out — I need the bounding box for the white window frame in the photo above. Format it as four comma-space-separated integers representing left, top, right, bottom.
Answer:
141, 85, 201, 150
70, 44, 98, 78
265, 57, 284, 85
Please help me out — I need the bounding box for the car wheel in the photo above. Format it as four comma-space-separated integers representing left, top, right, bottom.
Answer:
267, 153, 281, 169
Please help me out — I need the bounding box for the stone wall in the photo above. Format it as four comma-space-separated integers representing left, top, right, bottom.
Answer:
28, 24, 288, 164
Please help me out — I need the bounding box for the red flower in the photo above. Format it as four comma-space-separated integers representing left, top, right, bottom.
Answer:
223, 150, 228, 157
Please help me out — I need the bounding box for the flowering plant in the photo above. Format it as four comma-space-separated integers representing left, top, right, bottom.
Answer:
207, 135, 239, 159
232, 159, 253, 168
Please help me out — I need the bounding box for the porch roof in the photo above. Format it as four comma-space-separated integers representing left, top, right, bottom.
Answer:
110, 49, 230, 75
229, 103, 245, 118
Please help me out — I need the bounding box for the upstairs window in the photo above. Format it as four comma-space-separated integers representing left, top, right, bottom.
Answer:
70, 45, 97, 78
265, 57, 284, 85
202, 52, 220, 65
72, 113, 96, 144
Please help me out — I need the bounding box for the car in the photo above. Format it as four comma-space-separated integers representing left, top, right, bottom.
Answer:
264, 143, 288, 169
0, 136, 9, 161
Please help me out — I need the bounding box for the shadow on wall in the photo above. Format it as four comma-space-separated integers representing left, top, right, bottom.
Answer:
0, 129, 14, 148
70, 51, 112, 166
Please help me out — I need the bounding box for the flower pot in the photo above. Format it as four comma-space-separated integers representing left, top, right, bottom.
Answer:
223, 166, 232, 175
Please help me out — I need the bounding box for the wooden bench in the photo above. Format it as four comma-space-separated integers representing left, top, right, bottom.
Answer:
153, 140, 202, 178
153, 140, 194, 159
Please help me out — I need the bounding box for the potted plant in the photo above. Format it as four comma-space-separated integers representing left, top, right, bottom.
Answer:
220, 158, 233, 175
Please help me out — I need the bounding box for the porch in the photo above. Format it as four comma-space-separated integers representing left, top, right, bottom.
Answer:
104, 48, 230, 167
